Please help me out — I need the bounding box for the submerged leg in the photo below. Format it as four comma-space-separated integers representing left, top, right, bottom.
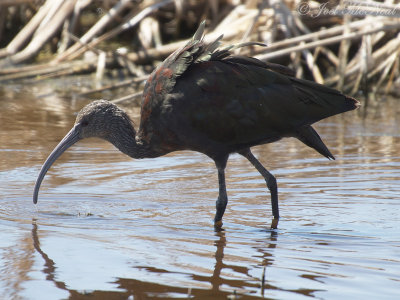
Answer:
239, 149, 279, 229
214, 156, 228, 228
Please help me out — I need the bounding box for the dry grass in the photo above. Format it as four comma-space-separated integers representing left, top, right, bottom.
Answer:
0, 0, 399, 97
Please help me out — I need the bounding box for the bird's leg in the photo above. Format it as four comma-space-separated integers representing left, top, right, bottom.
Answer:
214, 157, 228, 228
239, 149, 279, 229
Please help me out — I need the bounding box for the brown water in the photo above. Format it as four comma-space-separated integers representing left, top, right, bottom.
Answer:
0, 79, 399, 299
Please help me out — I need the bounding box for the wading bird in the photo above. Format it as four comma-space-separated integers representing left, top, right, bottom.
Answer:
33, 21, 359, 229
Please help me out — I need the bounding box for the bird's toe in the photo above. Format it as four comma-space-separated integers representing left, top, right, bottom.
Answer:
214, 220, 223, 229
270, 218, 279, 229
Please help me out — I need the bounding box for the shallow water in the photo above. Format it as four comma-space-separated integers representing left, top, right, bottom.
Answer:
0, 81, 399, 299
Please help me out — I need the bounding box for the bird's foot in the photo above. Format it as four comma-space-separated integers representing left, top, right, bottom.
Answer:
270, 218, 279, 229
214, 220, 223, 229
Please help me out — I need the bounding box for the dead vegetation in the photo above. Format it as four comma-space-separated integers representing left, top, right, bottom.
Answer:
0, 0, 399, 98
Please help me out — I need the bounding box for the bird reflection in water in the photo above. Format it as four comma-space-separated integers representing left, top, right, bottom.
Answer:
31, 220, 287, 298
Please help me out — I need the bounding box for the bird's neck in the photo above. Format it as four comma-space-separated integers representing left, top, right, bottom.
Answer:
107, 124, 156, 159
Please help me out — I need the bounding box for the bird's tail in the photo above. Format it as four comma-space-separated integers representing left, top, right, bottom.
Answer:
345, 95, 361, 111
296, 125, 335, 160
291, 77, 360, 122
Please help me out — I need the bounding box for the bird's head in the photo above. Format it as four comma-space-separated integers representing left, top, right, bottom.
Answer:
75, 99, 134, 140
33, 100, 135, 204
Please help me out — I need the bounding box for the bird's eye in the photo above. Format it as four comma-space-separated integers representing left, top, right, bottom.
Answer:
81, 120, 89, 127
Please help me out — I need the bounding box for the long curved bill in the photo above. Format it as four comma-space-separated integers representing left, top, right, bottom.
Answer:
33, 124, 81, 204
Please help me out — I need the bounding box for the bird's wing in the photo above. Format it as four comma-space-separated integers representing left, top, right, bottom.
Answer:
141, 21, 267, 111
139, 21, 211, 138
170, 59, 357, 150
138, 21, 358, 152
142, 21, 209, 102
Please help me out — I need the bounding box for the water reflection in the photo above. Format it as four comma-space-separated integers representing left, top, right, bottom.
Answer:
31, 220, 283, 299
1, 82, 400, 299
31, 220, 67, 292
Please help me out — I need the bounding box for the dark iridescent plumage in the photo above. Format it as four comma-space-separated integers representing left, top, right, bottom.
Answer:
33, 21, 359, 229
